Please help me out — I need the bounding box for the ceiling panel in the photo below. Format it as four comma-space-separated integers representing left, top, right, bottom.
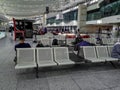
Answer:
0, 0, 60, 18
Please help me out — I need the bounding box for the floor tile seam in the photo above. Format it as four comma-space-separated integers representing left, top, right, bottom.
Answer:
70, 75, 82, 90
86, 69, 120, 74
46, 72, 76, 89
16, 75, 20, 90
97, 87, 114, 90
71, 66, 117, 73
44, 75, 52, 90
93, 75, 114, 89
71, 73, 111, 89
69, 70, 113, 77
92, 75, 119, 89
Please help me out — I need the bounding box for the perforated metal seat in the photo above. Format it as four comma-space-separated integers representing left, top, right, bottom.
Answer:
96, 46, 118, 62
41, 38, 50, 46
90, 38, 96, 44
107, 38, 114, 45
83, 46, 105, 62
107, 46, 118, 61
53, 47, 75, 65
15, 48, 36, 69
36, 48, 57, 67
102, 38, 108, 45
107, 46, 113, 56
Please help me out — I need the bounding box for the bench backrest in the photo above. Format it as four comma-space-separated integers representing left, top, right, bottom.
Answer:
107, 46, 113, 56
83, 46, 97, 58
36, 48, 53, 63
95, 46, 109, 58
53, 47, 70, 61
41, 38, 50, 46
17, 48, 36, 64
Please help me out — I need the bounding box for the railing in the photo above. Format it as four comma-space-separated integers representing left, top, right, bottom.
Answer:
87, 0, 120, 21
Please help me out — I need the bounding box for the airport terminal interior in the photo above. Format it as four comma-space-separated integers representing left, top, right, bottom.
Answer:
0, 0, 120, 90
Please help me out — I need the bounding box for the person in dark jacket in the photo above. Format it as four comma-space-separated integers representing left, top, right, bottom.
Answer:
72, 35, 82, 45
15, 36, 31, 51
52, 38, 58, 45
14, 36, 31, 64
74, 39, 95, 51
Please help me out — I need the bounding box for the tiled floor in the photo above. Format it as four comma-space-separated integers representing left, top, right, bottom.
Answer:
1, 33, 120, 90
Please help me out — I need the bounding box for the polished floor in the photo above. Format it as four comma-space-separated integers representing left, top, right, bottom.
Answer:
1, 33, 120, 90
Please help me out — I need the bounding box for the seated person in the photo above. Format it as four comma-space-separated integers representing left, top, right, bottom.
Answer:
72, 35, 82, 45
36, 40, 44, 47
15, 36, 31, 51
96, 37, 103, 45
14, 36, 31, 63
74, 39, 95, 51
111, 41, 120, 59
52, 38, 58, 45
76, 39, 93, 46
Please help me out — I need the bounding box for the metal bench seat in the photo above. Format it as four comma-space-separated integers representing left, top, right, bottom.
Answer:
53, 47, 75, 65
36, 48, 57, 67
15, 48, 36, 69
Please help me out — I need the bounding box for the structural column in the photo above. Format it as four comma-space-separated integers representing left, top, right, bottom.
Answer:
42, 14, 47, 27
77, 4, 87, 32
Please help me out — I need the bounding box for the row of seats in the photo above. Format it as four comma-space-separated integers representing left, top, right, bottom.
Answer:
16, 46, 119, 77
15, 47, 75, 70
83, 38, 115, 45
36, 35, 75, 46
36, 34, 65, 41
83, 46, 118, 62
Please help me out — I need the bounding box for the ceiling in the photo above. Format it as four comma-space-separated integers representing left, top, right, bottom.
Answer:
0, 0, 89, 21
0, 0, 62, 18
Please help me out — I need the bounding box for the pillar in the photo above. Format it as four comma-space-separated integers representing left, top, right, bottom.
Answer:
77, 4, 87, 32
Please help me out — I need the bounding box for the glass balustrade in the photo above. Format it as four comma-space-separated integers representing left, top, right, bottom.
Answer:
87, 0, 120, 21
